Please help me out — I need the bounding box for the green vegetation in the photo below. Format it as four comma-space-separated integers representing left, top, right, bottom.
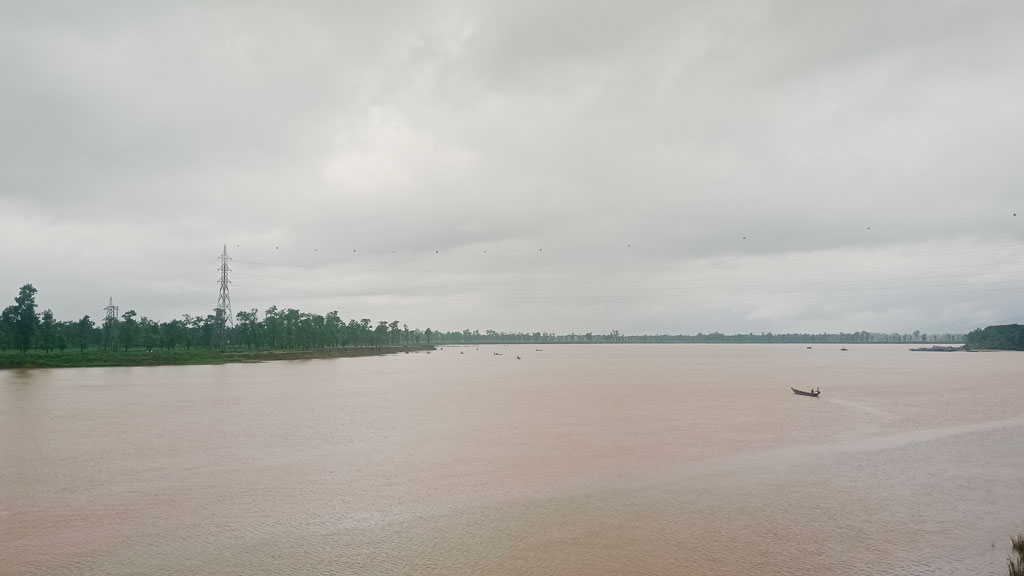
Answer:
1, 284, 39, 353
0, 282, 968, 369
0, 283, 433, 369
964, 324, 1024, 351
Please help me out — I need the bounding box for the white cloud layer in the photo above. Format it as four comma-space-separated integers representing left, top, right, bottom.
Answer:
2, 0, 1023, 334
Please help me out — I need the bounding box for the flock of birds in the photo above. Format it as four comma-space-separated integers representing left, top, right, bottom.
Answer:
228, 212, 1017, 260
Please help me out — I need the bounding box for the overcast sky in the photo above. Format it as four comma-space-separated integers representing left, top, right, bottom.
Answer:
2, 0, 1023, 335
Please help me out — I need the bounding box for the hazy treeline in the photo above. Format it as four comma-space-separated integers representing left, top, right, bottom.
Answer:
1, 283, 965, 354
0, 284, 434, 354
964, 324, 1024, 351
429, 329, 964, 345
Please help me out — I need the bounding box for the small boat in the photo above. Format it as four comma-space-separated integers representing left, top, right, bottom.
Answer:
806, 346, 812, 349
791, 387, 820, 397
516, 356, 521, 360
840, 347, 848, 351
493, 352, 502, 356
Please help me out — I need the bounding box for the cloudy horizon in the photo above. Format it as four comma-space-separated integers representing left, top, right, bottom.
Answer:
2, 1, 1023, 335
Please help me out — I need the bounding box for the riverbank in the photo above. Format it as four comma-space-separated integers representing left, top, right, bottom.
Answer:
0, 345, 436, 370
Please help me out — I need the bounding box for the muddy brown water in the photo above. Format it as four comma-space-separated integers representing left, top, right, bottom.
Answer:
3, 344, 1023, 575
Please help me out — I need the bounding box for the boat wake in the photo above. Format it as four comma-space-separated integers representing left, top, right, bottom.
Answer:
823, 398, 893, 418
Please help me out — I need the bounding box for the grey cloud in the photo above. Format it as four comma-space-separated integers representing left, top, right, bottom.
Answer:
2, 1, 1023, 334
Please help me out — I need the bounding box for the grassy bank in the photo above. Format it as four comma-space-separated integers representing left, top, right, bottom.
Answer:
0, 345, 435, 370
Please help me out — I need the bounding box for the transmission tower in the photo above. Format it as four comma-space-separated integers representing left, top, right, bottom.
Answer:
216, 244, 233, 327
103, 297, 119, 322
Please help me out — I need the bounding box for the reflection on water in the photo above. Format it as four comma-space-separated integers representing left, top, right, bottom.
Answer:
2, 345, 1023, 575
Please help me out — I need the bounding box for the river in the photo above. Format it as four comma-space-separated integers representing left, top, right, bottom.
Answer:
2, 344, 1023, 575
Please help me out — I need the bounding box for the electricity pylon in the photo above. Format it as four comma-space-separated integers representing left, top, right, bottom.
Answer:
216, 244, 233, 327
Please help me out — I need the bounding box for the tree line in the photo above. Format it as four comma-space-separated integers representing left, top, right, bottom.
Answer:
1, 283, 965, 355
428, 329, 965, 345
964, 324, 1024, 351
0, 284, 436, 354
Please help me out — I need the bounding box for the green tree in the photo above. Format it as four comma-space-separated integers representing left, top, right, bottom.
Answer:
159, 319, 185, 350
199, 312, 222, 349
102, 314, 119, 351
140, 317, 159, 352
359, 318, 372, 347
965, 324, 1024, 351
76, 315, 95, 351
6, 284, 40, 353
209, 308, 228, 349
121, 310, 138, 351
264, 306, 283, 349
0, 306, 15, 351
38, 309, 57, 353
304, 313, 324, 349
55, 320, 70, 352
347, 319, 361, 347
181, 314, 198, 349
282, 308, 301, 348
236, 308, 261, 350
325, 311, 344, 348
374, 321, 389, 348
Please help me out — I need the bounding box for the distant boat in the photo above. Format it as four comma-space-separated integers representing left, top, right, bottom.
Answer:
535, 349, 543, 351
806, 346, 812, 349
516, 356, 521, 360
493, 352, 502, 356
791, 387, 820, 397
909, 345, 963, 352
840, 347, 848, 351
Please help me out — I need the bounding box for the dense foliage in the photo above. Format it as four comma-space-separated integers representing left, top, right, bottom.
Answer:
0, 284, 428, 354
964, 324, 1024, 351
0, 283, 964, 357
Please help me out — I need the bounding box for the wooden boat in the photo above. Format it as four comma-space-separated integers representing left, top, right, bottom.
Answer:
791, 387, 820, 397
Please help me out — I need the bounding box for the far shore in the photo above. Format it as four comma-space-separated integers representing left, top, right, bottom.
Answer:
0, 345, 436, 370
